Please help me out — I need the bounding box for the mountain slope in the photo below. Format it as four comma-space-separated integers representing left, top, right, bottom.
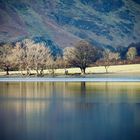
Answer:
0, 0, 140, 50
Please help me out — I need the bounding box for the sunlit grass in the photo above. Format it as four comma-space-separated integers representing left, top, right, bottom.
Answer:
0, 64, 140, 76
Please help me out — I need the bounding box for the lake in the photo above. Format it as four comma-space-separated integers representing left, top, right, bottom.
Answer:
0, 81, 140, 140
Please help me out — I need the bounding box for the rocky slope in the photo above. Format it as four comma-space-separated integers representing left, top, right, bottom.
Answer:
0, 0, 140, 51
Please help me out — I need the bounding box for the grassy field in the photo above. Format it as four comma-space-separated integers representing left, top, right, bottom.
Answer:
0, 64, 140, 76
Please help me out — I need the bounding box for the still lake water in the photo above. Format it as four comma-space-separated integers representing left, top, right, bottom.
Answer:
0, 81, 140, 140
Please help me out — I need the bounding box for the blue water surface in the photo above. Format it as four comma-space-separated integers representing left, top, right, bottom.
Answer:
0, 81, 140, 140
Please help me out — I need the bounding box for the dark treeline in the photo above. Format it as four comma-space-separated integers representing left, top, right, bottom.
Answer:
0, 39, 140, 75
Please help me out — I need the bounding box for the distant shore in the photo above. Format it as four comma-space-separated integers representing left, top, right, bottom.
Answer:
0, 64, 140, 77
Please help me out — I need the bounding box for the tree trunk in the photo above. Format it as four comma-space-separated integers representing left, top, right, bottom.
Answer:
19, 63, 24, 76
50, 69, 55, 77
105, 66, 108, 73
36, 68, 39, 76
6, 66, 9, 75
81, 67, 86, 75
40, 68, 44, 76
64, 69, 68, 75
27, 68, 30, 76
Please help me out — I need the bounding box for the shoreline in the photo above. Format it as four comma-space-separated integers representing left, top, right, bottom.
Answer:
0, 64, 140, 77
0, 77, 140, 82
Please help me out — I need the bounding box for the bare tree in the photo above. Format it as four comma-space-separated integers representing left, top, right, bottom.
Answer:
11, 42, 26, 75
103, 50, 110, 73
46, 56, 57, 76
64, 41, 98, 75
0, 44, 15, 75
28, 43, 51, 76
54, 57, 64, 68
22, 39, 51, 76
103, 50, 120, 73
11, 39, 52, 76
126, 47, 137, 61
63, 47, 75, 75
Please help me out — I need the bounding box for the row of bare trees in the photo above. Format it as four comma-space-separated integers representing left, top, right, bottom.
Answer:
0, 39, 139, 75
0, 39, 56, 76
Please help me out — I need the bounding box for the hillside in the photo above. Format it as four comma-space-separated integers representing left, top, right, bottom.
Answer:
0, 0, 140, 50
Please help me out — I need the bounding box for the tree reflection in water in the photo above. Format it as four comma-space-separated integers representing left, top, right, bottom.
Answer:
0, 82, 140, 140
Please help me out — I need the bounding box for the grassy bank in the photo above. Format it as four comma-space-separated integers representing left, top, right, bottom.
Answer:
0, 64, 140, 76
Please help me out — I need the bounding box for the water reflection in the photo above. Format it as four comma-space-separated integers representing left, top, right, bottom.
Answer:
0, 82, 140, 102
0, 82, 140, 140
